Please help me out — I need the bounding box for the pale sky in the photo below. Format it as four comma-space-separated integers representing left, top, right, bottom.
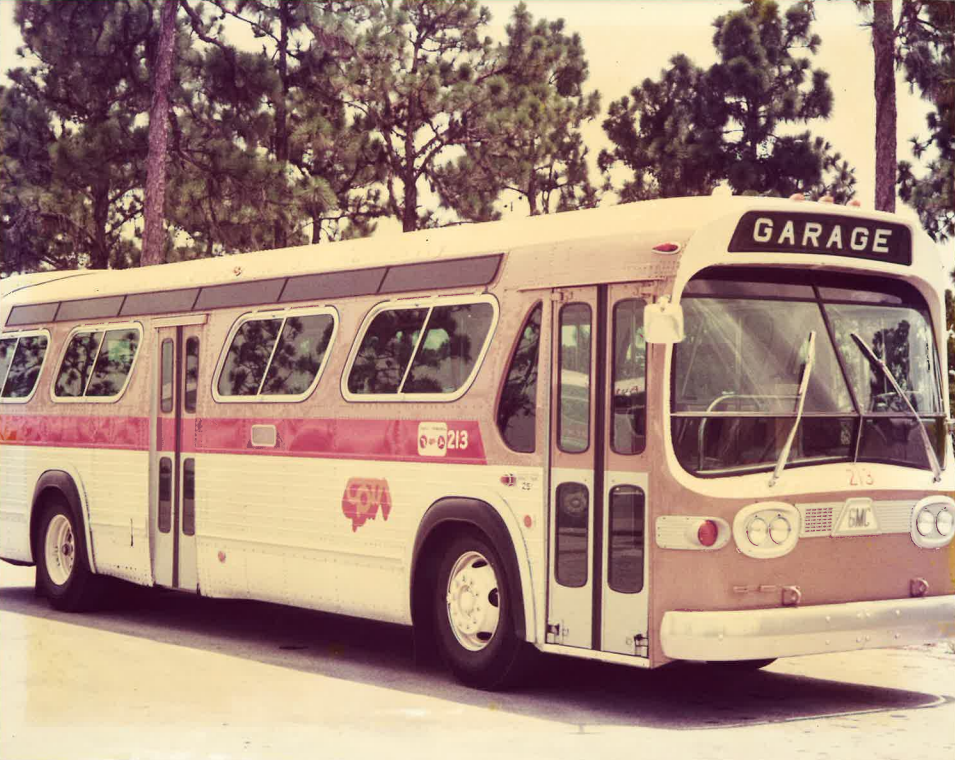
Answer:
0, 0, 940, 240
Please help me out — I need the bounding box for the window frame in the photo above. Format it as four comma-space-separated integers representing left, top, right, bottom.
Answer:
0, 328, 52, 405
50, 322, 143, 404
211, 305, 339, 404
341, 293, 500, 403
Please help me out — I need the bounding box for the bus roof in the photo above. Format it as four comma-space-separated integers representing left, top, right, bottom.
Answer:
0, 196, 932, 321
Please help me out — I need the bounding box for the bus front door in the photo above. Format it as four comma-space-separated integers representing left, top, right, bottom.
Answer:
546, 284, 650, 657
152, 322, 202, 592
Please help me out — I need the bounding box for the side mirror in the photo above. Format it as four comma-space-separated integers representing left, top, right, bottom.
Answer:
645, 297, 684, 344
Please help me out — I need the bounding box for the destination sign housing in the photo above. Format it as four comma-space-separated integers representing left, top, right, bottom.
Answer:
729, 211, 912, 265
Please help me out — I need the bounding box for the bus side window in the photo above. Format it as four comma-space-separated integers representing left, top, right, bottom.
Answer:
558, 303, 592, 453
185, 337, 199, 413
1, 335, 49, 399
611, 299, 647, 454
496, 303, 542, 452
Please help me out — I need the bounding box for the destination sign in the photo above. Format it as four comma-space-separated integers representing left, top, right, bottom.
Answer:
728, 211, 912, 265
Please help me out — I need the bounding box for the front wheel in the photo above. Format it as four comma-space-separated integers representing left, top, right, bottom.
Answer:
36, 498, 101, 611
434, 534, 526, 690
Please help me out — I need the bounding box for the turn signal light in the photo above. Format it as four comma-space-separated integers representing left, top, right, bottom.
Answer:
698, 520, 719, 547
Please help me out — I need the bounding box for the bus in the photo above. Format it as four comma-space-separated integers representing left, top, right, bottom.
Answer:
1, 195, 953, 690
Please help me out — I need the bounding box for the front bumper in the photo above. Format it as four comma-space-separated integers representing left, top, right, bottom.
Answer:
660, 594, 955, 661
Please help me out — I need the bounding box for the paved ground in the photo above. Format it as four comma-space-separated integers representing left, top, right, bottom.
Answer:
2, 563, 953, 760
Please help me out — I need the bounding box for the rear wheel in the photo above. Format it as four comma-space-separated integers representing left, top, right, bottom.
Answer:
433, 534, 526, 690
36, 498, 101, 611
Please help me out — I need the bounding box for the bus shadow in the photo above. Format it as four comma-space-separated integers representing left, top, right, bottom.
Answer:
0, 576, 948, 730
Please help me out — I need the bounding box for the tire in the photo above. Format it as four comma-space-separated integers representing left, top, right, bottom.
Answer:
35, 496, 101, 612
433, 533, 526, 690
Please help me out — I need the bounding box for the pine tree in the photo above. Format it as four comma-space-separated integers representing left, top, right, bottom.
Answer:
434, 2, 601, 219
6, 1, 154, 270
601, 0, 855, 202
345, 0, 497, 232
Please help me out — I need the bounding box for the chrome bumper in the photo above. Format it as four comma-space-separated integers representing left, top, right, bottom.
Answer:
660, 595, 955, 661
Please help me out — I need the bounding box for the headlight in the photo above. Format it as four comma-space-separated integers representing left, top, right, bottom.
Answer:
770, 516, 791, 544
936, 509, 954, 537
916, 508, 935, 537
746, 517, 768, 546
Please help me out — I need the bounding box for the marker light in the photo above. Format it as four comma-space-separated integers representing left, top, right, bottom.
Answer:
747, 517, 768, 546
652, 242, 681, 254
936, 509, 953, 537
697, 520, 719, 547
769, 516, 791, 545
916, 508, 935, 537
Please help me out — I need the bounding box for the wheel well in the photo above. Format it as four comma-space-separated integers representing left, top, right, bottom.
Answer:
29, 472, 86, 567
30, 488, 68, 558
410, 498, 528, 661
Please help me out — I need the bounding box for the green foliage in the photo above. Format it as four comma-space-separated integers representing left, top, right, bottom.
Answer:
3, 0, 153, 271
435, 2, 601, 219
601, 0, 855, 201
895, 0, 954, 242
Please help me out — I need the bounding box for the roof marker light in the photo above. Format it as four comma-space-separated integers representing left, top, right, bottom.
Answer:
652, 242, 682, 254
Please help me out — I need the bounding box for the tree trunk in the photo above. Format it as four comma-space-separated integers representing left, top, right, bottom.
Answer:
273, 4, 289, 249
141, 0, 178, 266
90, 179, 111, 269
872, 0, 897, 213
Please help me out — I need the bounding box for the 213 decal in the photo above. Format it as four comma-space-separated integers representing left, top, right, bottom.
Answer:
342, 477, 392, 532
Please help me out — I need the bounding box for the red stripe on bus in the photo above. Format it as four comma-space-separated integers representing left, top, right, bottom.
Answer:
0, 413, 150, 451
3, 414, 488, 465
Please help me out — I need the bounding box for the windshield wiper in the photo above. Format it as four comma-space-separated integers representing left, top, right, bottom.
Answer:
770, 331, 816, 487
849, 332, 942, 483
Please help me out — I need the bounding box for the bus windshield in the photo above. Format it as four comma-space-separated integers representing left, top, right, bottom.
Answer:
671, 268, 943, 476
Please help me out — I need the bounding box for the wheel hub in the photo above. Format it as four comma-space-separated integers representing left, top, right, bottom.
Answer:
445, 551, 501, 652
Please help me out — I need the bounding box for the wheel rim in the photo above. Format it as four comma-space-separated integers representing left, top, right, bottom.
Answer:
44, 514, 75, 587
445, 550, 501, 652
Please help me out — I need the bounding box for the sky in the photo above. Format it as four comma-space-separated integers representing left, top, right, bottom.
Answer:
0, 0, 941, 241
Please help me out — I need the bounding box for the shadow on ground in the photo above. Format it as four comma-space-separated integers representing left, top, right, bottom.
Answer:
0, 574, 946, 731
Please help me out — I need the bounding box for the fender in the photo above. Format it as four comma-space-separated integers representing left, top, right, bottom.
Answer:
410, 495, 533, 643
30, 469, 97, 574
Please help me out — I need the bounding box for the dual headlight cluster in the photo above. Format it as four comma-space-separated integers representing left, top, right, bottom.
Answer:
733, 502, 800, 559
912, 498, 955, 548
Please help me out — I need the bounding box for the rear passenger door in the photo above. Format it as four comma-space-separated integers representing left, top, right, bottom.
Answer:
546, 284, 650, 657
152, 320, 202, 591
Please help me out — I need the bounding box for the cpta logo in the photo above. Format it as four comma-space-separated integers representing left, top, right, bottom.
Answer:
342, 478, 392, 532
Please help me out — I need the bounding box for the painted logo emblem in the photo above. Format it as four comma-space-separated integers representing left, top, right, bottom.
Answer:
417, 422, 448, 457
342, 478, 392, 532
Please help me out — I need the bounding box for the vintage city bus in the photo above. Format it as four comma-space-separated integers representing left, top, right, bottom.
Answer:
1, 195, 953, 689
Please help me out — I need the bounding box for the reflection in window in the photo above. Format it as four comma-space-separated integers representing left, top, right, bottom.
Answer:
0, 339, 15, 391
612, 300, 647, 454
55, 329, 139, 399
558, 303, 591, 452
608, 486, 645, 593
217, 318, 281, 396
555, 482, 588, 588
497, 304, 542, 452
185, 337, 199, 413
158, 457, 172, 534
2, 336, 48, 399
348, 308, 427, 394
55, 331, 102, 397
348, 301, 495, 396
182, 458, 196, 536
261, 315, 334, 396
87, 330, 140, 397
161, 339, 174, 413
405, 303, 494, 393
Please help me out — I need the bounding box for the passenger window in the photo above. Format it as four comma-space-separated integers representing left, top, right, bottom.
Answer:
54, 327, 140, 399
608, 486, 645, 593
612, 300, 647, 454
161, 339, 174, 413
261, 315, 335, 395
404, 303, 494, 393
347, 299, 496, 398
216, 310, 336, 400
217, 318, 282, 396
348, 308, 428, 394
0, 339, 15, 390
558, 303, 591, 453
497, 304, 542, 452
1, 335, 49, 399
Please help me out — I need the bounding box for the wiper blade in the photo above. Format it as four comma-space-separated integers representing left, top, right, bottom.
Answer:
770, 331, 816, 487
849, 332, 942, 482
